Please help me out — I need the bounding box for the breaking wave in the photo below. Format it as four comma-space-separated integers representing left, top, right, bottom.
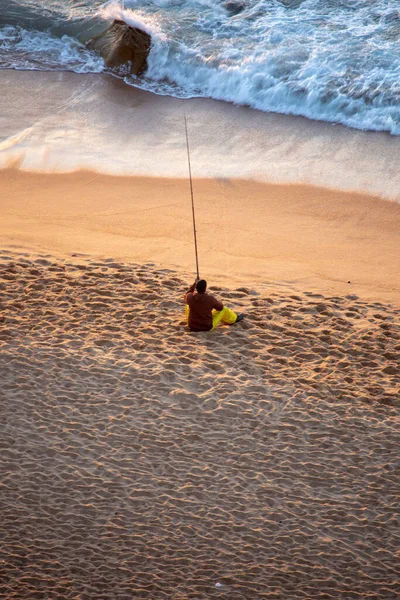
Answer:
1, 0, 400, 134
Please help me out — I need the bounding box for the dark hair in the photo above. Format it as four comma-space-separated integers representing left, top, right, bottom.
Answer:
196, 279, 207, 294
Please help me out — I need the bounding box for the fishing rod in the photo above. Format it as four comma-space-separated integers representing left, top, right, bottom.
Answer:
184, 114, 200, 281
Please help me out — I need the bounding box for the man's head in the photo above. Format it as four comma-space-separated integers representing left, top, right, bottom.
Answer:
196, 279, 207, 294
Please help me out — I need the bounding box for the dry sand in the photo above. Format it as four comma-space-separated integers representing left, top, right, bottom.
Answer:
1, 247, 399, 599
1, 168, 400, 305
1, 164, 399, 598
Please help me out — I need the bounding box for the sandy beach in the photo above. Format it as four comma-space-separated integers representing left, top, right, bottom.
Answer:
1, 169, 400, 305
1, 68, 400, 599
1, 247, 399, 599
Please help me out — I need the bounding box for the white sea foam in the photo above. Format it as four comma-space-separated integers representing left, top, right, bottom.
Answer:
0, 25, 104, 73
1, 0, 400, 134
100, 1, 165, 38
96, 0, 400, 134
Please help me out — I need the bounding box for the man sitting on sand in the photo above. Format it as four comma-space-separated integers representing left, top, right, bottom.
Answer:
185, 279, 244, 332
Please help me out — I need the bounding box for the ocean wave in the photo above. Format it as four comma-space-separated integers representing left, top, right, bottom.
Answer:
1, 0, 400, 134
100, 1, 166, 38
99, 0, 400, 134
0, 24, 104, 73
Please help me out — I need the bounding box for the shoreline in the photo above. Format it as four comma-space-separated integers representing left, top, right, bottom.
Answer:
2, 69, 400, 202
1, 168, 399, 306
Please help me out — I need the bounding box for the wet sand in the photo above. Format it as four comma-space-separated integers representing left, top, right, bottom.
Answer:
1, 249, 399, 599
2, 69, 400, 202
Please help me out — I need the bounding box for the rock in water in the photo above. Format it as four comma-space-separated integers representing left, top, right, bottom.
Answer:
223, 1, 246, 15
86, 19, 151, 76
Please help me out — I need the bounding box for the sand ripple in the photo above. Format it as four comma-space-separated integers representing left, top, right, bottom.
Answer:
0, 250, 399, 599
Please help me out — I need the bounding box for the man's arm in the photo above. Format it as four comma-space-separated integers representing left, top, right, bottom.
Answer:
184, 281, 196, 303
210, 296, 224, 312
